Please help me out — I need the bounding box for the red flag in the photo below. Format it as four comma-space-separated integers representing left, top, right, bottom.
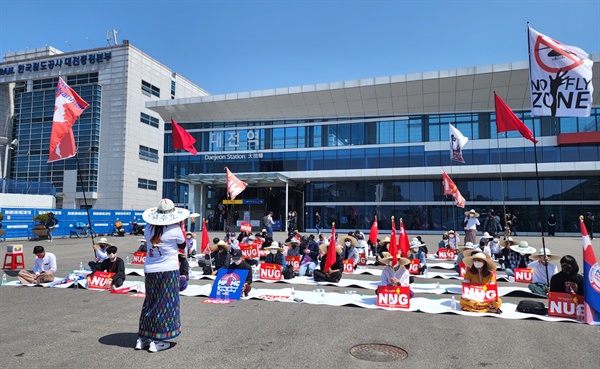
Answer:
324, 223, 337, 272
398, 218, 410, 258
494, 92, 538, 144
201, 219, 210, 253
226, 167, 247, 200
389, 217, 399, 266
171, 119, 198, 155
48, 77, 89, 162
369, 216, 379, 245
442, 170, 466, 208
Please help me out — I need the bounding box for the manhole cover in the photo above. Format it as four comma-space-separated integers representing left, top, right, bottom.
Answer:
349, 344, 408, 362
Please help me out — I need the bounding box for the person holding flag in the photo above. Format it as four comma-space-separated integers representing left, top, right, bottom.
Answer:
313, 223, 343, 283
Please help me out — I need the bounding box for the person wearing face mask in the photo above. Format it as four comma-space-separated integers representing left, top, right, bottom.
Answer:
299, 235, 320, 277
408, 239, 427, 274
202, 240, 231, 275
88, 238, 111, 272
314, 242, 344, 283
489, 236, 502, 260
341, 235, 359, 270
527, 248, 559, 296
264, 242, 287, 270
93, 245, 126, 289
185, 232, 197, 257
550, 255, 584, 296
377, 252, 413, 297
460, 252, 502, 313
18, 245, 57, 284
506, 241, 536, 278
227, 249, 253, 296
455, 242, 480, 273
285, 237, 301, 257
463, 209, 480, 245
447, 230, 460, 251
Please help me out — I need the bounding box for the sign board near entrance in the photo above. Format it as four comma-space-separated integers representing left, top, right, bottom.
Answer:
223, 199, 265, 205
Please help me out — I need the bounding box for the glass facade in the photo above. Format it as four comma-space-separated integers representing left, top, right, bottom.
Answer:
163, 108, 600, 233
12, 73, 101, 193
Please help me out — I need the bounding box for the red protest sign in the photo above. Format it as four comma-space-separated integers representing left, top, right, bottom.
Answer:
132, 252, 146, 265
461, 283, 499, 303
285, 256, 300, 271
376, 286, 411, 309
459, 262, 468, 277
514, 268, 534, 284
239, 242, 259, 259
358, 252, 367, 266
87, 271, 115, 290
259, 249, 269, 259
259, 263, 283, 281
408, 259, 420, 275
342, 259, 354, 273
548, 292, 584, 319
437, 249, 455, 260
240, 222, 252, 233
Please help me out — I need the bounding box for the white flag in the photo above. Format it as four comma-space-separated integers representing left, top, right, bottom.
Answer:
449, 123, 468, 163
528, 25, 593, 117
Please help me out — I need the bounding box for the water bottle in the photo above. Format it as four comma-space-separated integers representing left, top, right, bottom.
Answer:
126, 256, 130, 264
79, 261, 83, 271
2, 273, 6, 285
451, 296, 457, 310
290, 287, 296, 301
436, 282, 440, 290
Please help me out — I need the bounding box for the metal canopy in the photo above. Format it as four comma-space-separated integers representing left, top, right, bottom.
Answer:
176, 172, 292, 187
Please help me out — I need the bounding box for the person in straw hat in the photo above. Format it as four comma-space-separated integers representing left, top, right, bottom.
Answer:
462, 209, 480, 245
88, 237, 112, 273
454, 242, 480, 273
374, 237, 391, 266
377, 252, 413, 297
202, 240, 231, 275
185, 232, 197, 257
498, 237, 517, 270
313, 242, 343, 283
460, 252, 502, 313
527, 247, 559, 296
264, 241, 287, 271
340, 234, 359, 270
506, 241, 536, 278
136, 198, 189, 352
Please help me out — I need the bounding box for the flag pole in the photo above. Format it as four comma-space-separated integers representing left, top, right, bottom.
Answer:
75, 153, 97, 258
527, 22, 550, 288
495, 133, 508, 238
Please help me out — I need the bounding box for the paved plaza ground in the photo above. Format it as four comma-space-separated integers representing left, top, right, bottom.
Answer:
1, 231, 599, 368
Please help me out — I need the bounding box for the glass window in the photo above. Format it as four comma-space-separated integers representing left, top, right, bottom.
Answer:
394, 120, 409, 143
272, 128, 284, 149
336, 150, 351, 169
379, 121, 393, 144
561, 147, 579, 162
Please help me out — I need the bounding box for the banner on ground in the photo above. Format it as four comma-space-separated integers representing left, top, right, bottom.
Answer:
209, 269, 249, 300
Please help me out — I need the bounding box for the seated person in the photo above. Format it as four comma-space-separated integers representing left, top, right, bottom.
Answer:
355, 234, 369, 258
374, 237, 391, 265
377, 252, 413, 297
506, 241, 536, 277
227, 249, 253, 297
447, 230, 460, 251
550, 255, 584, 296
499, 237, 516, 269
92, 245, 126, 289
18, 245, 57, 284
114, 220, 126, 236
454, 242, 479, 273
137, 238, 147, 252
243, 234, 260, 267
299, 235, 320, 277
460, 252, 502, 313
178, 247, 189, 291
202, 240, 231, 275
489, 236, 502, 260
437, 232, 449, 251
264, 241, 287, 271
408, 239, 427, 274
416, 236, 428, 254
88, 238, 111, 272
527, 248, 558, 296
186, 232, 197, 256
340, 235, 359, 270
285, 237, 301, 257
313, 243, 343, 283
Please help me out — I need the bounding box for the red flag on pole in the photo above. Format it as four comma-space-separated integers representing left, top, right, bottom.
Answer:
494, 92, 538, 144
171, 119, 198, 155
398, 218, 410, 258
226, 167, 247, 200
369, 216, 379, 245
324, 222, 337, 272
442, 170, 466, 208
201, 219, 210, 253
48, 77, 89, 162
389, 217, 399, 266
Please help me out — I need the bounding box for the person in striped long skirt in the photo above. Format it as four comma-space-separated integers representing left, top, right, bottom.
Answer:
136, 199, 189, 353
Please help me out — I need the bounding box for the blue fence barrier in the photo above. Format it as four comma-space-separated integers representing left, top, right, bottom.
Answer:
0, 207, 145, 240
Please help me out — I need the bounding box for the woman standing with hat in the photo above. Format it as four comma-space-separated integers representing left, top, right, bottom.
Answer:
136, 199, 189, 353
460, 252, 502, 313
463, 209, 480, 245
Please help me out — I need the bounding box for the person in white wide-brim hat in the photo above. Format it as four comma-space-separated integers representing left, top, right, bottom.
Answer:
527, 247, 559, 296
136, 199, 189, 353
505, 241, 536, 278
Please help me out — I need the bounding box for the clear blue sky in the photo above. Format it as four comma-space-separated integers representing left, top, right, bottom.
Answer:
1, 0, 599, 95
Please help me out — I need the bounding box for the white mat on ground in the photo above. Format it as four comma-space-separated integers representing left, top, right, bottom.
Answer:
414, 271, 510, 282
